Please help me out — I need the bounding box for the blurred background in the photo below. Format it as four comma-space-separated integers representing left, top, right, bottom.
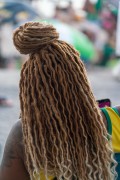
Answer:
0, 0, 120, 161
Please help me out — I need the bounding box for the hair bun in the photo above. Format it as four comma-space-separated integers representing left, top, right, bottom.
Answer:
13, 22, 59, 55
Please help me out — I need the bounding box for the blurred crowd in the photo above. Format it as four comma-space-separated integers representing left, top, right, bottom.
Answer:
0, 0, 119, 68
54, 0, 119, 66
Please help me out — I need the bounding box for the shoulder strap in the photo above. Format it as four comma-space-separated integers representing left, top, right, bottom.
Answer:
101, 108, 112, 135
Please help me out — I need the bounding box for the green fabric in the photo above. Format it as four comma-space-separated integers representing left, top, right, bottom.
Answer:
100, 44, 114, 66
112, 107, 120, 117
71, 28, 96, 60
95, 0, 102, 12
101, 108, 112, 135
87, 0, 103, 20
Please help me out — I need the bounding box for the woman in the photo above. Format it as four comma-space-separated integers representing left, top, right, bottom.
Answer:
0, 22, 117, 180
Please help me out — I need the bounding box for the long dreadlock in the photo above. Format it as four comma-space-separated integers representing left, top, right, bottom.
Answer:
13, 22, 117, 180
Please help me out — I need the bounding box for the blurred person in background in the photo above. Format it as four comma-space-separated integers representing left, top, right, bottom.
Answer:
83, 0, 102, 22
82, 1, 118, 66
0, 96, 12, 107
99, 6, 118, 66
54, 1, 75, 24
79, 0, 108, 64
0, 22, 117, 180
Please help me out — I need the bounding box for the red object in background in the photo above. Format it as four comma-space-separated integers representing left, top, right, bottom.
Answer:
97, 98, 111, 108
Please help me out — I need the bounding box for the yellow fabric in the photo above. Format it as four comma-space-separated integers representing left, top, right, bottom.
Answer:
106, 107, 120, 152
33, 171, 54, 180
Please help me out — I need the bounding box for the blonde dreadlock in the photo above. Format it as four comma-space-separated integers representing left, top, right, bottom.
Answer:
13, 22, 117, 180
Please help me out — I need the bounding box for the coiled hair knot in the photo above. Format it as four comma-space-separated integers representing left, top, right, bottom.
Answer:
13, 21, 59, 54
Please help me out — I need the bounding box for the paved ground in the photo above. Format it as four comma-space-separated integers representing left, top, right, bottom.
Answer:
0, 66, 120, 161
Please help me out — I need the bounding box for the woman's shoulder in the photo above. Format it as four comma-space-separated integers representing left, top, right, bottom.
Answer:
10, 120, 24, 158
0, 121, 30, 179
11, 120, 22, 132
11, 120, 22, 136
10, 120, 23, 144
2, 120, 24, 162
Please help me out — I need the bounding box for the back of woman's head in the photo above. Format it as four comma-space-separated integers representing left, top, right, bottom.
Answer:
13, 22, 116, 180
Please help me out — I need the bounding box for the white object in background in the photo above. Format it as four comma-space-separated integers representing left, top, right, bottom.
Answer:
112, 61, 120, 81
72, 0, 86, 9
116, 1, 120, 56
1, 24, 19, 57
32, 0, 55, 18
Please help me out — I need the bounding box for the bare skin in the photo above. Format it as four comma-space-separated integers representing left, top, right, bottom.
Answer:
0, 106, 120, 180
0, 121, 30, 180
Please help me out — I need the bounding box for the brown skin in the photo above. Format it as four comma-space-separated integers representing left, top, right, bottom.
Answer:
0, 106, 120, 180
0, 121, 30, 180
